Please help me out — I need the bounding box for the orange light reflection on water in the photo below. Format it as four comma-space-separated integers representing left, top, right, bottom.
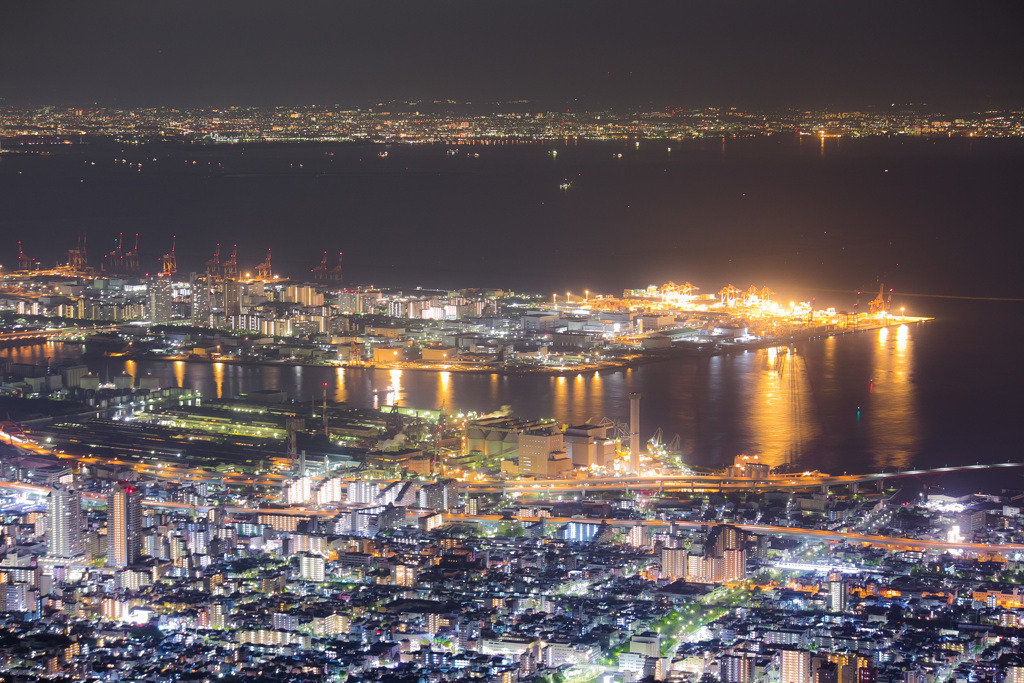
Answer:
748, 347, 820, 470
213, 362, 224, 399
332, 367, 346, 403
866, 325, 920, 470
386, 369, 402, 406
438, 371, 450, 410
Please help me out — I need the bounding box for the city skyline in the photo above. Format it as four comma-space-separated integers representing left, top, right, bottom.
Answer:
2, 2, 1024, 681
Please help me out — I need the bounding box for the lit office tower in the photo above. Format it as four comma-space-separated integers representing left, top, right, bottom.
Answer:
108, 483, 143, 568
48, 485, 82, 558
780, 648, 811, 683
148, 273, 174, 322
1006, 666, 1024, 683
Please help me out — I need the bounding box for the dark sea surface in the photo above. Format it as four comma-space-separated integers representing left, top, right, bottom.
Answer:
3, 135, 1024, 303
2, 136, 1023, 493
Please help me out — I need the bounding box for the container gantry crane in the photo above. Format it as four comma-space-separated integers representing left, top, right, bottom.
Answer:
254, 249, 272, 280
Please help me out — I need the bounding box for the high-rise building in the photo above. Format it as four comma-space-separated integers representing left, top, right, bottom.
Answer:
48, 485, 82, 558
813, 661, 839, 683
148, 274, 174, 322
711, 524, 744, 555
626, 525, 648, 548
824, 653, 868, 683
419, 479, 459, 511
191, 273, 213, 325
781, 648, 811, 683
661, 548, 688, 580
392, 564, 417, 587
1006, 666, 1024, 683
685, 524, 748, 583
208, 602, 227, 629
107, 482, 143, 568
338, 289, 362, 313
285, 284, 324, 307
221, 280, 242, 317
720, 654, 753, 683
299, 553, 326, 582
828, 571, 848, 613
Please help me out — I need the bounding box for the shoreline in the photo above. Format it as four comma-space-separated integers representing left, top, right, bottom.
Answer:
85, 318, 930, 377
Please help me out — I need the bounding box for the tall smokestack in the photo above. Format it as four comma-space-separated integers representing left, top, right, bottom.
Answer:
629, 392, 642, 474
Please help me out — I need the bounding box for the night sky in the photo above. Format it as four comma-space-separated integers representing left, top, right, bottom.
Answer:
3, 0, 1024, 109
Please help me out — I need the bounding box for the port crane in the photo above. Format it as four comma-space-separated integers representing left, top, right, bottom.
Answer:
124, 234, 140, 273
647, 428, 681, 456
593, 416, 629, 445
329, 251, 343, 282
221, 244, 238, 280
16, 242, 34, 271
659, 281, 698, 304
205, 244, 221, 279
254, 249, 272, 280
311, 251, 343, 282
67, 234, 87, 271
311, 252, 329, 281
101, 232, 140, 273
742, 285, 774, 304
868, 284, 891, 315
160, 235, 177, 275
718, 284, 741, 306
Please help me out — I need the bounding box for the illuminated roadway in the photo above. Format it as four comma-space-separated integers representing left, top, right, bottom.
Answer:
6, 414, 1021, 497
5, 423, 1024, 553
0, 326, 118, 343
457, 463, 1024, 494
3, 477, 1016, 553
444, 513, 1024, 554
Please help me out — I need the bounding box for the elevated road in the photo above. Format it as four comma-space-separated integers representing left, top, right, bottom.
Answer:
0, 326, 118, 344
3, 479, 1021, 554
457, 463, 1024, 495
444, 513, 1024, 554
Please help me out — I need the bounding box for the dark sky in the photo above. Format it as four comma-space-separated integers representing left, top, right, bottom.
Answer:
3, 0, 1024, 109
